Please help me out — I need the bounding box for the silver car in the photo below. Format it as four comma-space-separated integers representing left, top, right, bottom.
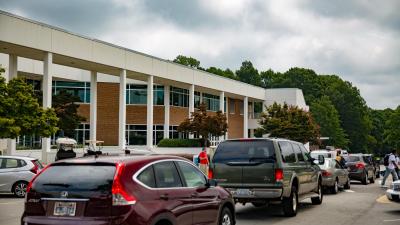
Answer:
386, 180, 400, 202
318, 158, 351, 194
0, 156, 43, 197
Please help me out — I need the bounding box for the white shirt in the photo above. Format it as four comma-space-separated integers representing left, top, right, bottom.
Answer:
388, 154, 397, 170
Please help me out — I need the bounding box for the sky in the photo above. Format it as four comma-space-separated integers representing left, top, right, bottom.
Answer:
0, 0, 399, 109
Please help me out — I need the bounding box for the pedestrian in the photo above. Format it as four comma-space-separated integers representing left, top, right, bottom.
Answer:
381, 150, 399, 187
198, 147, 209, 176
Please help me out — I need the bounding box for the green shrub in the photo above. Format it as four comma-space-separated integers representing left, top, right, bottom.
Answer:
157, 139, 210, 147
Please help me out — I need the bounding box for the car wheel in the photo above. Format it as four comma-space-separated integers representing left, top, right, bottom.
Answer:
13, 181, 28, 198
219, 207, 233, 225
344, 178, 351, 189
311, 181, 323, 205
331, 179, 339, 194
369, 172, 375, 183
282, 185, 298, 217
361, 172, 368, 185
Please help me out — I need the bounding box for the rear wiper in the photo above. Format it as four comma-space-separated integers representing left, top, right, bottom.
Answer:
42, 183, 71, 187
249, 157, 275, 163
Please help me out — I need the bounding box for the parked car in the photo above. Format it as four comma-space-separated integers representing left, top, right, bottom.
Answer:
210, 138, 324, 217
362, 154, 380, 178
386, 180, 400, 202
310, 150, 336, 160
0, 156, 43, 197
318, 158, 350, 194
22, 155, 235, 225
345, 154, 375, 185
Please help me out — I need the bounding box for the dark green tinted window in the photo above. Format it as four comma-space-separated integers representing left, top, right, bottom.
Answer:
153, 162, 183, 188
213, 140, 276, 163
137, 166, 156, 188
279, 142, 296, 163
126, 85, 164, 105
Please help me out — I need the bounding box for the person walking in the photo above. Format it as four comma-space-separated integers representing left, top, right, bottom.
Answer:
381, 150, 399, 187
198, 147, 209, 176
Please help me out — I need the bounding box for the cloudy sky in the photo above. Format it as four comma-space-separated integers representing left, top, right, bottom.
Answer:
0, 0, 399, 109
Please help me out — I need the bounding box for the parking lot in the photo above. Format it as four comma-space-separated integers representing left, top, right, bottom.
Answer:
1, 179, 399, 225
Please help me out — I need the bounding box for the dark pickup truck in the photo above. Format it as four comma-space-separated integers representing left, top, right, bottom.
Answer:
209, 138, 324, 217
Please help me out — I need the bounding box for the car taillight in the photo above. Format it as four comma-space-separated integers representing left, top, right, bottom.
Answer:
26, 164, 50, 200
355, 163, 365, 169
322, 170, 332, 177
208, 168, 213, 179
275, 169, 283, 182
112, 163, 136, 206
30, 161, 39, 174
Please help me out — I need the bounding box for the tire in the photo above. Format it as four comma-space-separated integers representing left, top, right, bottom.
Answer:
330, 179, 339, 194
311, 181, 323, 205
369, 172, 375, 183
361, 171, 368, 185
282, 185, 298, 217
13, 181, 28, 198
344, 178, 351, 190
219, 207, 233, 225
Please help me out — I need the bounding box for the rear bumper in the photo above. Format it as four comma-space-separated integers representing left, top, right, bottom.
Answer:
22, 216, 110, 225
226, 188, 283, 200
321, 177, 335, 187
348, 170, 364, 181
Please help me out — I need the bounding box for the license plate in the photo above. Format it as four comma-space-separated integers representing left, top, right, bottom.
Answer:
53, 202, 76, 216
236, 189, 252, 196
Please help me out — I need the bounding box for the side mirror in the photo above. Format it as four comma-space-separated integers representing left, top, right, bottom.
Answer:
318, 155, 325, 165
206, 179, 218, 188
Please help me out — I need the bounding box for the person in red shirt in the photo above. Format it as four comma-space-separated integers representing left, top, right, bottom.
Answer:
198, 147, 209, 175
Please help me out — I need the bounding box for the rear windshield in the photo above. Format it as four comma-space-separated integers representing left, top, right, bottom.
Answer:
33, 164, 116, 193
213, 140, 276, 163
348, 156, 361, 162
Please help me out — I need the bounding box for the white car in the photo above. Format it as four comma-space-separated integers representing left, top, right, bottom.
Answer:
386, 180, 400, 202
0, 156, 43, 197
310, 150, 336, 159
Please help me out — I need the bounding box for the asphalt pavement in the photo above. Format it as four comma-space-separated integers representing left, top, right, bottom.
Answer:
1, 178, 399, 225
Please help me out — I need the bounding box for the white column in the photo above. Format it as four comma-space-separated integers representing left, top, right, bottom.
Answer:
147, 75, 154, 149
243, 96, 248, 138
41, 52, 52, 163
225, 97, 229, 139
6, 54, 18, 155
90, 71, 97, 141
164, 85, 170, 139
118, 69, 126, 149
189, 84, 195, 139
219, 91, 225, 113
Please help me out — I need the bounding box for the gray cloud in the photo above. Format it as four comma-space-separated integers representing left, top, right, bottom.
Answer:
0, 0, 398, 109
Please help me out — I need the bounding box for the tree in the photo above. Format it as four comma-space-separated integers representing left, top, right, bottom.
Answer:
369, 108, 394, 155
178, 103, 227, 147
384, 106, 400, 149
236, 61, 261, 86
257, 103, 320, 144
206, 67, 237, 80
310, 96, 349, 148
52, 90, 86, 137
173, 55, 201, 69
0, 71, 58, 138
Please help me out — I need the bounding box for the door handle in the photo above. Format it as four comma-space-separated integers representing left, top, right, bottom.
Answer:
160, 194, 169, 200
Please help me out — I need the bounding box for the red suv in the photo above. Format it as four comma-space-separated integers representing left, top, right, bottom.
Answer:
22, 155, 235, 225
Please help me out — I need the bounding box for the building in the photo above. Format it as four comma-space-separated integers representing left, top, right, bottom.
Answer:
0, 11, 308, 162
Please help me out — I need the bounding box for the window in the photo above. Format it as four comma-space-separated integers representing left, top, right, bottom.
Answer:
126, 85, 164, 105
170, 87, 189, 107
335, 161, 342, 169
153, 161, 183, 188
5, 159, 19, 168
137, 166, 156, 188
279, 142, 296, 163
202, 93, 220, 111
239, 101, 244, 115
229, 99, 235, 114
53, 81, 90, 103
292, 144, 305, 162
254, 102, 263, 118
169, 125, 188, 139
126, 125, 164, 145
299, 145, 310, 161
213, 140, 276, 163
75, 123, 90, 145
177, 161, 207, 187
194, 91, 201, 108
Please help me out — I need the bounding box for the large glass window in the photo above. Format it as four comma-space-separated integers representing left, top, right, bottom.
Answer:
126, 125, 164, 145
52, 81, 90, 103
229, 99, 235, 114
75, 123, 90, 144
126, 85, 164, 105
254, 102, 263, 119
170, 87, 189, 107
202, 93, 220, 111
169, 125, 188, 139
194, 91, 201, 108
279, 141, 296, 163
